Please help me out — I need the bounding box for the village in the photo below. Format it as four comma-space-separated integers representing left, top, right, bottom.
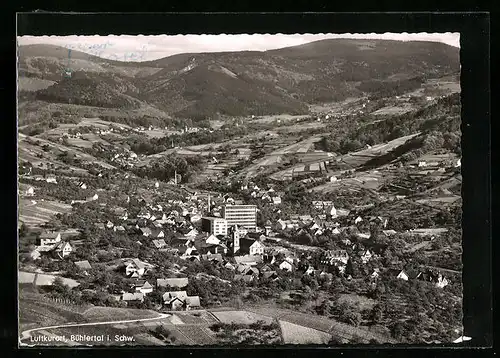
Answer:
18, 140, 463, 344
16, 35, 464, 345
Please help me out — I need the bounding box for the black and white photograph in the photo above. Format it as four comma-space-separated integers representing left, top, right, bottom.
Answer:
17, 30, 465, 347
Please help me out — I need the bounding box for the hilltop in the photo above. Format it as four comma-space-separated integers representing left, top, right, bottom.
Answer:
18, 39, 459, 122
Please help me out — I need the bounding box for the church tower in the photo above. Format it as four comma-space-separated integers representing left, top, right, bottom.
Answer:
231, 225, 240, 255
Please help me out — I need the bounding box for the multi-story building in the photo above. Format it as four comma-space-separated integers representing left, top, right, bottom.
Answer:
221, 205, 257, 230
201, 217, 228, 236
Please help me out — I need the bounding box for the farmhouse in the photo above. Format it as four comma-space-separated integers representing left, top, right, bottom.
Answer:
122, 292, 144, 303
236, 237, 265, 256
37, 232, 61, 246
125, 259, 153, 278
279, 260, 294, 272
133, 280, 154, 294
162, 291, 201, 310
152, 239, 167, 249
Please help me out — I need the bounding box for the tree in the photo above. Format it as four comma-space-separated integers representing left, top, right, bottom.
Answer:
369, 304, 384, 325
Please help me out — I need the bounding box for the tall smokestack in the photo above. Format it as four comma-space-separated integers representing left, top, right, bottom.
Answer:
174, 170, 177, 185
208, 194, 211, 213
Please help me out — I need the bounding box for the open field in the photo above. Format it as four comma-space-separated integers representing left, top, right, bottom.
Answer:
211, 310, 274, 325
82, 307, 160, 322
371, 105, 413, 116
176, 325, 217, 345
19, 133, 116, 170
246, 306, 394, 343
279, 320, 331, 344
18, 77, 56, 92
19, 198, 72, 227
249, 114, 310, 124
338, 294, 377, 311
19, 271, 80, 288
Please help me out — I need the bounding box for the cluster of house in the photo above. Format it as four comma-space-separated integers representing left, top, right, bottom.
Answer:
109, 150, 139, 168
240, 183, 283, 205
24, 174, 58, 184
118, 259, 201, 310
30, 232, 74, 260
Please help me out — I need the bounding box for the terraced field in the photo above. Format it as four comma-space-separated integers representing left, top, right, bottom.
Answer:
211, 310, 274, 325
19, 198, 72, 227
176, 325, 217, 345
280, 320, 331, 344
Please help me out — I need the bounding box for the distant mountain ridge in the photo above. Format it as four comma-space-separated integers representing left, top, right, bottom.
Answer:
18, 39, 460, 120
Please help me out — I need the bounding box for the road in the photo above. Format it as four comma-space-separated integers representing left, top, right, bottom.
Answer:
19, 313, 171, 345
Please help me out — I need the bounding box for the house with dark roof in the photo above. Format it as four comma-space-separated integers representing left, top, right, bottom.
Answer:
133, 280, 153, 294
162, 291, 201, 310
237, 237, 265, 256
152, 239, 167, 249
37, 232, 61, 246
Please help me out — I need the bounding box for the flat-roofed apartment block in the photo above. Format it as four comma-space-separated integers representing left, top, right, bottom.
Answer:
222, 205, 257, 230
201, 217, 228, 236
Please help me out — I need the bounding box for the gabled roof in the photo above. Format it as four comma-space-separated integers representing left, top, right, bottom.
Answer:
262, 271, 278, 279
122, 292, 144, 301
162, 290, 188, 303
186, 296, 200, 307
39, 232, 60, 239
127, 258, 146, 269
157, 278, 189, 288
134, 280, 153, 289
74, 260, 92, 270
152, 239, 167, 248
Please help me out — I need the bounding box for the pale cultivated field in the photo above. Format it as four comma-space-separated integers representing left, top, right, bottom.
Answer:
19, 271, 80, 288
371, 105, 413, 116
338, 294, 377, 311
82, 306, 161, 322
19, 198, 72, 227
279, 320, 331, 344
249, 114, 310, 124
18, 77, 56, 91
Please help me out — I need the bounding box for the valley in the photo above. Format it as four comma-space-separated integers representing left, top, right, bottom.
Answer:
17, 38, 463, 346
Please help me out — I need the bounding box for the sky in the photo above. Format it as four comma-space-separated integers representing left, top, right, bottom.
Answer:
17, 33, 460, 62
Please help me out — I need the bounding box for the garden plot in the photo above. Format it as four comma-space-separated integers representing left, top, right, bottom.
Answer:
279, 320, 331, 344
176, 325, 217, 345
249, 114, 310, 124
19, 198, 72, 227
211, 310, 274, 325
279, 312, 333, 333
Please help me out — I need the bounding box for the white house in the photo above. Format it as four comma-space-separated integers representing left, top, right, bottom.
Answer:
46, 175, 57, 184
360, 249, 374, 264
205, 234, 221, 246
134, 281, 154, 295
25, 186, 35, 196
354, 216, 363, 224
54, 241, 73, 258
37, 232, 61, 246
125, 259, 151, 278
396, 270, 409, 281
272, 196, 282, 205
